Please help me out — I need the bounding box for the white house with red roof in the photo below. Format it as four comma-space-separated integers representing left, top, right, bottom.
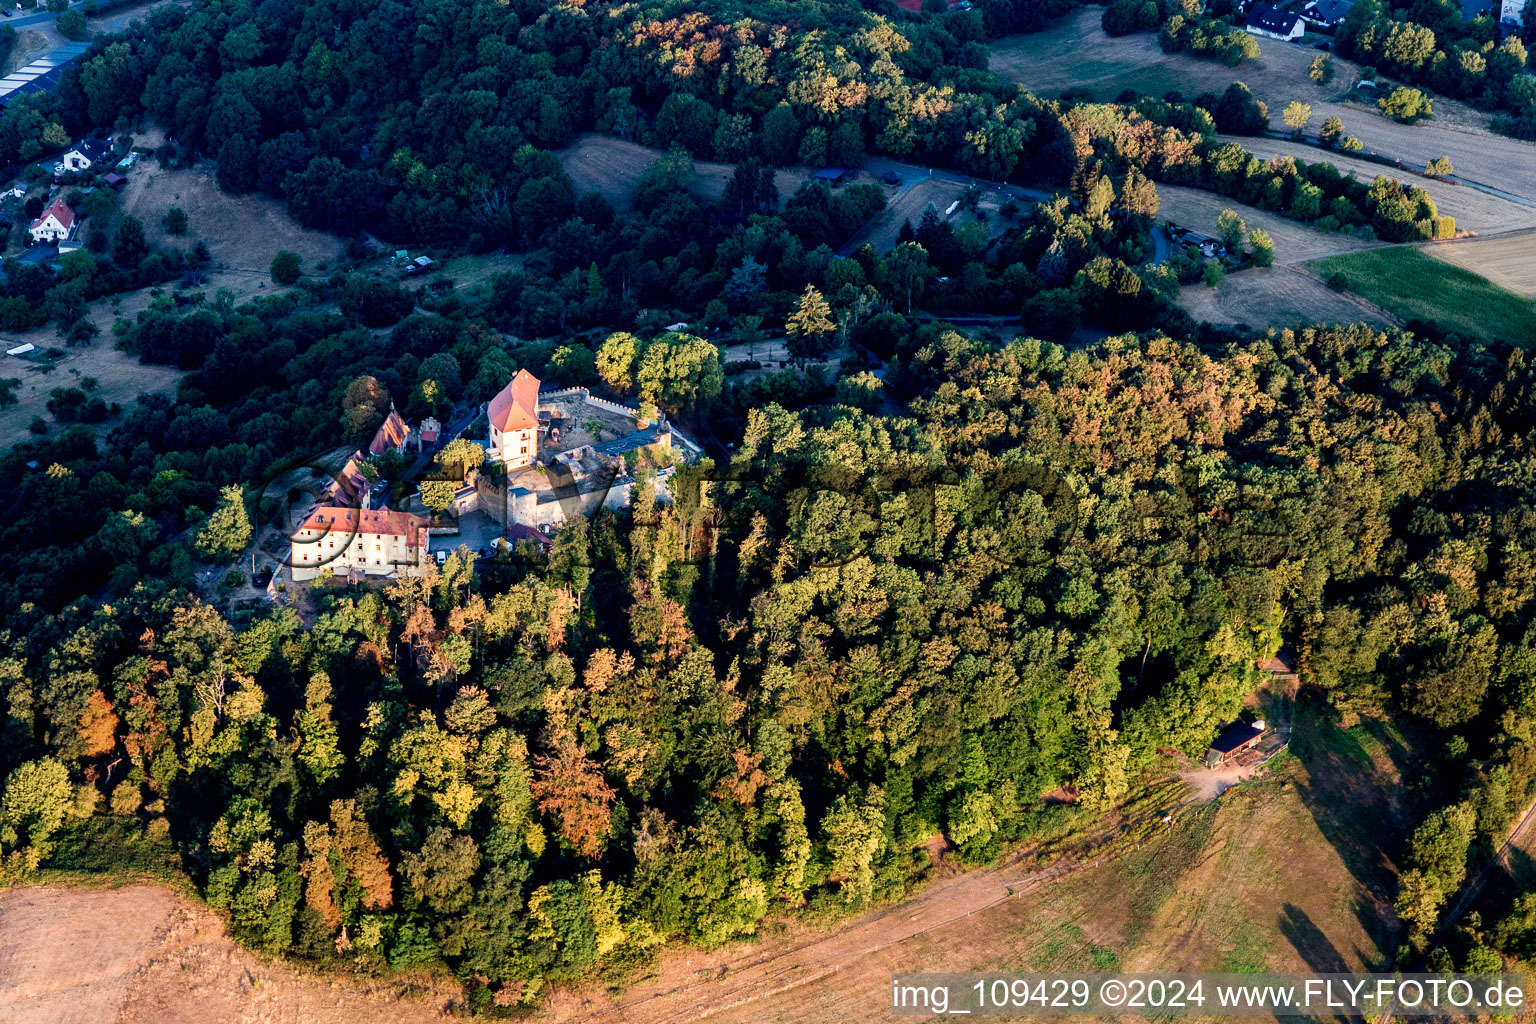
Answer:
28, 197, 75, 244
487, 368, 540, 469
288, 506, 430, 582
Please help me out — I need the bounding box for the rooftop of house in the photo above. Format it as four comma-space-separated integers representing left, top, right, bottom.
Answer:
68, 138, 111, 161
1303, 0, 1353, 19
489, 369, 540, 433
325, 456, 371, 507
30, 197, 73, 231
1245, 4, 1302, 30
1208, 720, 1267, 754
297, 505, 428, 542
368, 409, 409, 455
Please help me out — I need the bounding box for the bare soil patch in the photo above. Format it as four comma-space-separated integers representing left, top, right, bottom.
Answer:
1424, 230, 1536, 298
558, 134, 816, 213
119, 161, 346, 299
1178, 265, 1394, 329
1233, 137, 1536, 235
0, 884, 460, 1024
990, 9, 1536, 201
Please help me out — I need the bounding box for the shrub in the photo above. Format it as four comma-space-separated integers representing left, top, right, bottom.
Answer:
1378, 87, 1431, 123
1326, 271, 1348, 291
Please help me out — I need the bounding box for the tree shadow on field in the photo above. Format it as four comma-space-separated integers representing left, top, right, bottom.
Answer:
1280, 903, 1349, 974
1278, 904, 1360, 1024
1286, 693, 1420, 969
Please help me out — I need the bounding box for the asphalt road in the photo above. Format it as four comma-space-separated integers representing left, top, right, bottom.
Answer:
1, 1, 84, 30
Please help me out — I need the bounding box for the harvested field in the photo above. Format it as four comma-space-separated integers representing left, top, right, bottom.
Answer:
1179, 265, 1392, 330
558, 134, 816, 213
1234, 138, 1536, 235
1158, 183, 1379, 265
119, 161, 346, 300
0, 884, 460, 1024
990, 9, 1536, 201
1424, 230, 1536, 298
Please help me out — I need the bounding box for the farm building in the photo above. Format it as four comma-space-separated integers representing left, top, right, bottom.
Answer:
1258, 647, 1300, 686
1244, 5, 1305, 39
1205, 720, 1268, 767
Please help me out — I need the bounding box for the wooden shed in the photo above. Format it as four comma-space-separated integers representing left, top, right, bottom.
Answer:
1204, 720, 1267, 767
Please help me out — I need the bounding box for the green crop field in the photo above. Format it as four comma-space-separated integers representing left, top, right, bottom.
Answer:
1309, 247, 1536, 348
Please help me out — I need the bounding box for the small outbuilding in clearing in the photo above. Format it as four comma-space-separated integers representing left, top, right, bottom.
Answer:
1205, 719, 1268, 767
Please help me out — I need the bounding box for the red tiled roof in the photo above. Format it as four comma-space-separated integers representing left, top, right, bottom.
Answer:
324, 457, 370, 507
297, 506, 427, 545
29, 197, 74, 233
488, 369, 540, 433
368, 409, 409, 456
508, 522, 553, 550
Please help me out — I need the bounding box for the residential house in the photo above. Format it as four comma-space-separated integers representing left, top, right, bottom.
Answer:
487, 368, 540, 469
1244, 4, 1305, 39
368, 408, 410, 456
61, 138, 112, 173
1204, 720, 1268, 767
289, 506, 429, 582
27, 197, 74, 244
1301, 0, 1352, 26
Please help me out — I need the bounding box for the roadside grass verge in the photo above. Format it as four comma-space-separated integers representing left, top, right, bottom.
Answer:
1309, 247, 1536, 347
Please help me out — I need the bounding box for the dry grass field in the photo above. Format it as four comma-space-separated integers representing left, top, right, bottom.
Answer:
3, 28, 56, 74
1234, 138, 1536, 234
0, 884, 461, 1024
990, 9, 1536, 201
541, 709, 1412, 1024
558, 134, 817, 213
0, 335, 181, 445
118, 162, 346, 299
1426, 230, 1536, 297
1158, 183, 1379, 264
1179, 265, 1393, 329
1158, 185, 1391, 328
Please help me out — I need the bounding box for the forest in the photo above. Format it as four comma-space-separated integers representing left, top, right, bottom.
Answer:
0, 0, 1533, 1010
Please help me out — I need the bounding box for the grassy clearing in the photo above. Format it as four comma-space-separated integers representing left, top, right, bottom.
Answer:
1310, 247, 1536, 347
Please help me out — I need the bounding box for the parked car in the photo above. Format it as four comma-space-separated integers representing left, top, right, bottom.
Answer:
880, 170, 901, 186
